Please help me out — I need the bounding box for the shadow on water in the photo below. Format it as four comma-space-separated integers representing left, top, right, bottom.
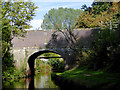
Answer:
28, 77, 34, 89
2, 72, 59, 89
28, 72, 59, 89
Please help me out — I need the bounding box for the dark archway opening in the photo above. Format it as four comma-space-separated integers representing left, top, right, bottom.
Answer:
28, 50, 64, 77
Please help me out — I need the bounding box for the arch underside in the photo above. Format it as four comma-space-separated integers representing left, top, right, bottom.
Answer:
28, 50, 63, 77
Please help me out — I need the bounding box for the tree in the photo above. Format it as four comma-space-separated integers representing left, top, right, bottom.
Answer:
81, 4, 92, 13
81, 2, 112, 15
2, 1, 38, 58
76, 2, 120, 28
91, 2, 112, 15
41, 7, 82, 30
82, 2, 120, 72
42, 7, 84, 65
42, 7, 83, 50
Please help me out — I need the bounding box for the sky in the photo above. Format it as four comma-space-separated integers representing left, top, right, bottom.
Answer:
29, 1, 94, 30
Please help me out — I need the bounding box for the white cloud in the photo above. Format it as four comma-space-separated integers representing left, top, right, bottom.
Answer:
29, 19, 43, 30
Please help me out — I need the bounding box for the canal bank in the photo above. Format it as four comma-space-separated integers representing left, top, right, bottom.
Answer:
51, 67, 120, 89
2, 71, 59, 89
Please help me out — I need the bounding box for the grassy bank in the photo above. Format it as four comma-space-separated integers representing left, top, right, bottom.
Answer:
55, 67, 120, 89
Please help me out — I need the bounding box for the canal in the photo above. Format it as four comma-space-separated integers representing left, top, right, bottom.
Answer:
2, 71, 59, 89
2, 53, 64, 89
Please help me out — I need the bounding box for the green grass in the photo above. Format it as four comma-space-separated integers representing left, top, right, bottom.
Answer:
56, 67, 120, 88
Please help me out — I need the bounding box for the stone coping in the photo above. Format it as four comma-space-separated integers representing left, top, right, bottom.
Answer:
25, 28, 100, 31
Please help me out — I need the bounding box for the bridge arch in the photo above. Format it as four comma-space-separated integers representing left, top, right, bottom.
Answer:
27, 50, 64, 77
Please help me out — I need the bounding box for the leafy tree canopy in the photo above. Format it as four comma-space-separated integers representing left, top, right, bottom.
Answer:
41, 7, 83, 30
81, 2, 112, 15
2, 1, 38, 58
76, 2, 120, 28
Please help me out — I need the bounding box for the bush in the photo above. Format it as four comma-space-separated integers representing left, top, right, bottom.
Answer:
87, 28, 120, 72
48, 58, 64, 72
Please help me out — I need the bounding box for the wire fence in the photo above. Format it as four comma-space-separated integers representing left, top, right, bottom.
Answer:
100, 20, 120, 30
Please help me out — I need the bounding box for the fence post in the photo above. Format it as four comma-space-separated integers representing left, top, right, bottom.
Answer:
101, 21, 103, 29
110, 20, 112, 30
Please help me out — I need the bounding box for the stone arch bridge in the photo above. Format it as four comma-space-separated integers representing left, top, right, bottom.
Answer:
11, 28, 99, 76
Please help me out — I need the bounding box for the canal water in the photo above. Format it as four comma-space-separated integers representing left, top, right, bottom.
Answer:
2, 72, 59, 89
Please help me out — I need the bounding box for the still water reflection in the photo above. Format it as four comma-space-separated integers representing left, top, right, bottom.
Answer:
3, 72, 59, 89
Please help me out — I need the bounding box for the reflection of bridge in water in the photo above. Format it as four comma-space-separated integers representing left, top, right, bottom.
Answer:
11, 28, 99, 76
